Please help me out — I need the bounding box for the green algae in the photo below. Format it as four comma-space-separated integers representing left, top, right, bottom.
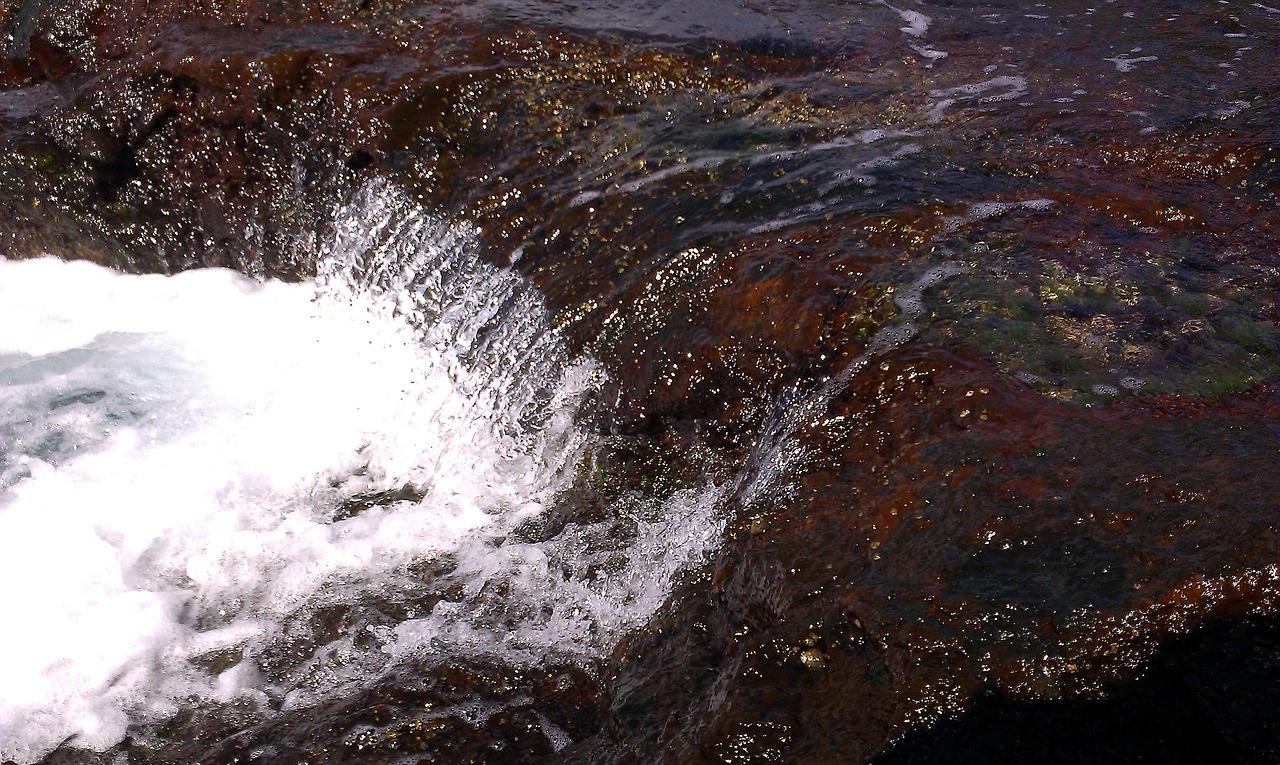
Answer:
921, 240, 1280, 401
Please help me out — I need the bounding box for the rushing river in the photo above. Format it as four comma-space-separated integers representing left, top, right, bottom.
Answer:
1, 0, 1279, 763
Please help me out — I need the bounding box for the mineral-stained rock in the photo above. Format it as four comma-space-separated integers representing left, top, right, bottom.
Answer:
3, 0, 1278, 763
596, 346, 1280, 763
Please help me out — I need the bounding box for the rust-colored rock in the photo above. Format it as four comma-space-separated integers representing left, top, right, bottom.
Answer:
3, 0, 1278, 763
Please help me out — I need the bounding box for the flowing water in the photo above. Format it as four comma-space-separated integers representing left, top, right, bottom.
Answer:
1, 0, 1279, 762
0, 183, 725, 761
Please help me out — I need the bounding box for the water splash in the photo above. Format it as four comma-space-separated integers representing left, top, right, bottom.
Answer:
0, 181, 725, 763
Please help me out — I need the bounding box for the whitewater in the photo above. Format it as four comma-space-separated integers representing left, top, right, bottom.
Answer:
0, 182, 724, 763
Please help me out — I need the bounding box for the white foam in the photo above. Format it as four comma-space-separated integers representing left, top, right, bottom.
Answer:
942, 198, 1056, 233
910, 43, 949, 64
858, 142, 922, 172
537, 712, 574, 752
567, 190, 603, 208
613, 156, 724, 194
746, 131, 920, 174
927, 76, 1029, 122
892, 262, 970, 317
748, 137, 857, 166
819, 142, 921, 194
746, 201, 831, 234
1104, 54, 1158, 72
0, 181, 726, 762
880, 1, 932, 37
1215, 99, 1252, 118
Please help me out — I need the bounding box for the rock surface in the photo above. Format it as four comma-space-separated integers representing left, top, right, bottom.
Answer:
2, 0, 1278, 762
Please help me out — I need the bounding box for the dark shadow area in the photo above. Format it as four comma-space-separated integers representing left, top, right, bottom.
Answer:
875, 616, 1280, 765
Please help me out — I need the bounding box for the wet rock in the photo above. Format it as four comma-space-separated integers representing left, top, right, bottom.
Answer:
3, 0, 1278, 763
873, 616, 1280, 765
597, 350, 1280, 763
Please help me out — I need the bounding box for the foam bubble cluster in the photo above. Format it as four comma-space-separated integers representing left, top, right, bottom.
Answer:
927, 75, 1029, 122
942, 198, 1056, 233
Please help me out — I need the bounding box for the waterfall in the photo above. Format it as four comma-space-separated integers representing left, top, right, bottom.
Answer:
0, 181, 725, 764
